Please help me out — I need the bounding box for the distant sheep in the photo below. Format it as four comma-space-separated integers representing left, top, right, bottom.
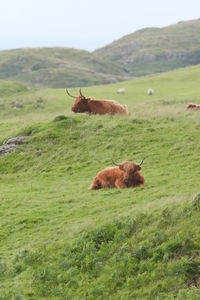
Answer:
117, 88, 126, 94
147, 88, 153, 95
186, 103, 200, 110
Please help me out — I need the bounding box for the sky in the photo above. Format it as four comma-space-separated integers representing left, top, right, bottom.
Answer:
0, 0, 200, 52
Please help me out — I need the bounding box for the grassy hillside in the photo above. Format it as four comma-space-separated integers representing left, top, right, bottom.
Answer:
0, 81, 29, 97
2, 19, 200, 89
94, 19, 200, 77
0, 47, 129, 88
0, 65, 200, 299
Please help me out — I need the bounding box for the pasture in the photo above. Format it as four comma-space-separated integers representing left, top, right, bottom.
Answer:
0, 64, 200, 299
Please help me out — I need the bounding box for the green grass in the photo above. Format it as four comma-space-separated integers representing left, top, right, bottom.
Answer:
0, 65, 200, 299
0, 81, 29, 97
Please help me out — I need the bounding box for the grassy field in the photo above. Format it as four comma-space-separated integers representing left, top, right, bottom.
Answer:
0, 64, 200, 299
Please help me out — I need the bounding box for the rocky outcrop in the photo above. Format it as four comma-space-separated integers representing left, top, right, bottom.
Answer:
0, 136, 28, 156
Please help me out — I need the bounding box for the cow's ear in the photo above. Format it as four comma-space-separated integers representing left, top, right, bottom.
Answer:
119, 165, 124, 170
81, 98, 88, 104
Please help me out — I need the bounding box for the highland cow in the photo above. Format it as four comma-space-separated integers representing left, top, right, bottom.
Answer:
66, 89, 128, 115
186, 103, 200, 110
89, 159, 145, 190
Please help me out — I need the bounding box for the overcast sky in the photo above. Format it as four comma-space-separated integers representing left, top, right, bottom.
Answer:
0, 0, 200, 52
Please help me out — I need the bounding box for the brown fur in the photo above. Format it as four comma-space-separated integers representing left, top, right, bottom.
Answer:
186, 103, 200, 110
71, 95, 128, 115
89, 161, 144, 190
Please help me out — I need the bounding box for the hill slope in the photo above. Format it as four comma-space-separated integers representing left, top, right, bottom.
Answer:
0, 65, 200, 299
1, 19, 200, 88
94, 19, 200, 76
0, 47, 129, 88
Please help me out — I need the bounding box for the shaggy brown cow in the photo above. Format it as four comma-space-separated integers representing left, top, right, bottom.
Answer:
66, 89, 128, 115
186, 103, 200, 110
89, 159, 145, 190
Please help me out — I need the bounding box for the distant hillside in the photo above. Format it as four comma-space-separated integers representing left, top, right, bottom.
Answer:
94, 19, 200, 76
1, 19, 200, 87
0, 47, 129, 88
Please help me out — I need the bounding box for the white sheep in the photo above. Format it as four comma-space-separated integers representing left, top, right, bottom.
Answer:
147, 88, 153, 95
117, 88, 126, 94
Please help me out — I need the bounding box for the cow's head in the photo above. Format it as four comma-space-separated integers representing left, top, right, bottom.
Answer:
112, 158, 146, 179
66, 89, 90, 113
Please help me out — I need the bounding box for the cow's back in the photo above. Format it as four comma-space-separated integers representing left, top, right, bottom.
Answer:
88, 99, 128, 115
92, 166, 123, 188
103, 99, 127, 115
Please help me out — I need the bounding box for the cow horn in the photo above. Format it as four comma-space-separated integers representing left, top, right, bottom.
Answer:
79, 88, 86, 98
140, 157, 147, 166
112, 159, 122, 166
66, 89, 77, 98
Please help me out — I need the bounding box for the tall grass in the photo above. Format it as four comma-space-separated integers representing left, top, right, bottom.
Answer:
0, 65, 200, 299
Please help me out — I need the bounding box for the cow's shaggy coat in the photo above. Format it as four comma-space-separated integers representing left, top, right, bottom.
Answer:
186, 103, 200, 110
67, 89, 128, 115
89, 161, 144, 190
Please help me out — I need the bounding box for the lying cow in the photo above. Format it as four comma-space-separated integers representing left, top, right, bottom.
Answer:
89, 159, 145, 190
186, 103, 200, 110
66, 89, 128, 115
